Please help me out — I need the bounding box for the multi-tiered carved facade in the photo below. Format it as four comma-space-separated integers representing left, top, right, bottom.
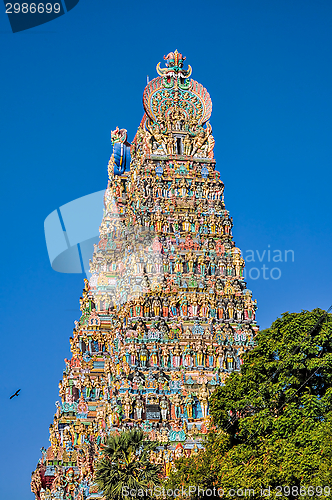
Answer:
31, 51, 258, 500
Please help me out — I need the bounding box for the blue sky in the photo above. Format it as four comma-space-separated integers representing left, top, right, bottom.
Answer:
1, 0, 332, 497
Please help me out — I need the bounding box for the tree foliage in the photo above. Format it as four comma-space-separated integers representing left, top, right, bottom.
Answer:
95, 428, 162, 500
167, 309, 332, 499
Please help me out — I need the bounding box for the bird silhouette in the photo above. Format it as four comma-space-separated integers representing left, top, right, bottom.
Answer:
10, 389, 21, 399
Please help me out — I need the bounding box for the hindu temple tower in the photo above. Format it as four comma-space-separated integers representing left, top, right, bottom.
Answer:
31, 51, 258, 500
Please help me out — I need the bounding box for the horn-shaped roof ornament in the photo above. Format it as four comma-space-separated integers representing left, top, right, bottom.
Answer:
156, 49, 192, 78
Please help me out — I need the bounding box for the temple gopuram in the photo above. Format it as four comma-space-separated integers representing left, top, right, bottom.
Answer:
31, 51, 258, 500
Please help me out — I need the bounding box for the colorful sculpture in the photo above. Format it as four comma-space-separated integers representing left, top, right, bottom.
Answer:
31, 51, 258, 499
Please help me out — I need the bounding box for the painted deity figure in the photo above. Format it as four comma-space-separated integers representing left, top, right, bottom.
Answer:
179, 178, 187, 198
233, 253, 244, 277
172, 344, 182, 368
209, 255, 217, 275
207, 344, 215, 368
196, 340, 205, 367
63, 468, 78, 500
139, 344, 149, 367
198, 383, 210, 418
174, 254, 183, 273
160, 396, 169, 421
245, 298, 257, 320
122, 391, 133, 419
108, 403, 121, 427
163, 256, 169, 274
180, 294, 188, 317
184, 392, 195, 419
228, 300, 235, 320
161, 345, 169, 369
152, 296, 161, 317
154, 254, 163, 274
236, 346, 246, 369
135, 396, 144, 420
150, 343, 159, 367
132, 370, 143, 392
183, 343, 193, 368
183, 213, 190, 232
190, 292, 199, 317
183, 134, 192, 156
169, 295, 178, 317
209, 296, 217, 319
198, 254, 206, 275
157, 372, 167, 391
135, 296, 143, 317
216, 345, 225, 369
171, 393, 182, 419
186, 251, 195, 273
218, 257, 226, 276
162, 296, 169, 318
84, 376, 92, 399
159, 319, 169, 340
94, 377, 102, 400
144, 298, 151, 318
129, 343, 138, 367
226, 349, 235, 370
234, 301, 243, 321
200, 296, 209, 319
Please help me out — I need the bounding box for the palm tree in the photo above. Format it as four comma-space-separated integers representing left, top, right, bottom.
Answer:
95, 428, 162, 500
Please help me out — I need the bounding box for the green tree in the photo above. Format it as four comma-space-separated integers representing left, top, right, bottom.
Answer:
95, 428, 162, 500
166, 309, 332, 499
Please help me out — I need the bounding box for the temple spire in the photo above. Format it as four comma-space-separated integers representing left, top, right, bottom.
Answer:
31, 53, 258, 500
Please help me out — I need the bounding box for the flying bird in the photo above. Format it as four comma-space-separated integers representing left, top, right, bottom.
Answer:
10, 389, 21, 399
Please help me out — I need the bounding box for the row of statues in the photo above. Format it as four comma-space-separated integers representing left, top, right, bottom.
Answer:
125, 172, 225, 199
123, 294, 256, 320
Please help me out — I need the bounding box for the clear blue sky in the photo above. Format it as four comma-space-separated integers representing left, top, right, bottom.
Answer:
1, 1, 332, 497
